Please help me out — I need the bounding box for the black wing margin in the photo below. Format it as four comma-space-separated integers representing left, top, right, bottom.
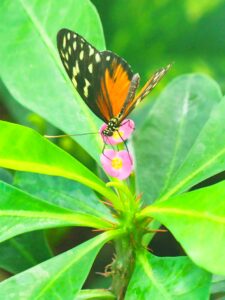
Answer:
57, 28, 106, 121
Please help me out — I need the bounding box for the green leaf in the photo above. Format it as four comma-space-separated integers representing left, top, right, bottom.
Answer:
141, 181, 225, 275
0, 121, 118, 206
125, 252, 211, 300
134, 74, 222, 204
0, 0, 104, 161
14, 172, 112, 220
159, 97, 225, 202
0, 232, 119, 300
0, 231, 52, 274
0, 180, 113, 242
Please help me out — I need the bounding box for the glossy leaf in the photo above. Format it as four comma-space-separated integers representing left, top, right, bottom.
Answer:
125, 252, 211, 300
141, 181, 225, 275
0, 0, 104, 161
14, 172, 112, 220
0, 121, 118, 206
159, 97, 225, 202
0, 180, 113, 243
0, 231, 52, 274
134, 74, 222, 204
0, 232, 119, 300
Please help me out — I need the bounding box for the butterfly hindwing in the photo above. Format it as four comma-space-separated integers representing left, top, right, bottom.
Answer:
57, 29, 134, 122
97, 50, 134, 120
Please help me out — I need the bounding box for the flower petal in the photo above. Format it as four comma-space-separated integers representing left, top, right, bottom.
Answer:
100, 149, 133, 180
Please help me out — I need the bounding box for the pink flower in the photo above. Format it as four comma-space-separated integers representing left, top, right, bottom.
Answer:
99, 119, 135, 145
100, 149, 133, 180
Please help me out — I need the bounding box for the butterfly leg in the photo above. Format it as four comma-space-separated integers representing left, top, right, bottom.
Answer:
101, 137, 114, 161
116, 130, 133, 164
121, 119, 135, 131
102, 142, 110, 160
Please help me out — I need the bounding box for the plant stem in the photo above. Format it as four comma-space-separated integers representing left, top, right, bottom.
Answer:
111, 234, 135, 299
109, 183, 145, 299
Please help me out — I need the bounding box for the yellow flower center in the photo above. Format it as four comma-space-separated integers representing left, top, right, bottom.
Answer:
111, 157, 123, 170
112, 130, 124, 140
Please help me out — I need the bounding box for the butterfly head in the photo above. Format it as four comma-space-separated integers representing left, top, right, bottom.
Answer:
102, 118, 120, 136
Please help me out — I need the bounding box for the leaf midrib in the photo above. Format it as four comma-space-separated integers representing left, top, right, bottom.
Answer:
0, 157, 117, 203
158, 144, 225, 203
34, 231, 121, 299
138, 253, 172, 299
143, 206, 225, 225
0, 210, 111, 228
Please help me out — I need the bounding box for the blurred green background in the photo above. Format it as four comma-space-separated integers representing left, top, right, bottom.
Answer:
2, 0, 225, 126
93, 0, 225, 90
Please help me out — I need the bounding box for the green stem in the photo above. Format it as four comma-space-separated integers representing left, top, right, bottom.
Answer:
111, 234, 136, 299
110, 212, 145, 299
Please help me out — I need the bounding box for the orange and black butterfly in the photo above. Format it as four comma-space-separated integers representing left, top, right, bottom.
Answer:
57, 28, 171, 136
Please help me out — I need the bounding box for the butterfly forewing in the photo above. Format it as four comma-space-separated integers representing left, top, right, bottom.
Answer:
57, 29, 104, 120
134, 64, 171, 102
57, 29, 134, 122
120, 64, 171, 121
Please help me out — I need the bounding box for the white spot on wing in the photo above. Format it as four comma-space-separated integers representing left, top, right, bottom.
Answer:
73, 41, 77, 50
73, 61, 79, 77
68, 46, 72, 55
72, 77, 77, 88
67, 32, 71, 40
60, 50, 65, 58
106, 56, 111, 61
63, 36, 66, 49
64, 61, 69, 70
79, 50, 84, 60
88, 64, 93, 73
95, 53, 101, 63
65, 52, 69, 61
84, 79, 91, 97
89, 46, 94, 56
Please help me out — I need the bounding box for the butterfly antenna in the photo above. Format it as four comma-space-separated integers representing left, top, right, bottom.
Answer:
45, 132, 99, 139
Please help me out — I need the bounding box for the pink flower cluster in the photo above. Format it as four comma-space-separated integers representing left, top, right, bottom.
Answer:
99, 119, 135, 180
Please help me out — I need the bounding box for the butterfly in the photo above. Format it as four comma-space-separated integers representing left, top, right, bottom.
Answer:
57, 28, 171, 137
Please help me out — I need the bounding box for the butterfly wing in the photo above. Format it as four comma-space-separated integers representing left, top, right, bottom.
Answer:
119, 64, 171, 121
57, 29, 134, 123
